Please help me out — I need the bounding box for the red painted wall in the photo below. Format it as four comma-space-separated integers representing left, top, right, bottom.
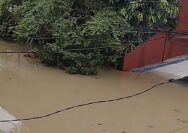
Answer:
124, 33, 166, 71
176, 0, 188, 32
164, 36, 188, 60
123, 0, 188, 71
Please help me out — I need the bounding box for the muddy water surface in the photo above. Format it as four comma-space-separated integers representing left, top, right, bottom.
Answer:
0, 40, 188, 133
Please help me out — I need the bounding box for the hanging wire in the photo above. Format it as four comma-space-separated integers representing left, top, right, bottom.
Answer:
99, 0, 179, 8
0, 28, 176, 54
1, 27, 186, 54
0, 36, 167, 54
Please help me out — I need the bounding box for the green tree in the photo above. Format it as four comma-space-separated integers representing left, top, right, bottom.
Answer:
0, 0, 180, 75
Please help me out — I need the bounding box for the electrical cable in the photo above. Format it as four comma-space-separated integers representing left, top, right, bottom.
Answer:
0, 29, 172, 54
0, 27, 174, 41
98, 1, 179, 8
0, 79, 176, 123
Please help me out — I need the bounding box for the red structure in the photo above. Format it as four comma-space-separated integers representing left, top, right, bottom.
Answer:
123, 0, 188, 71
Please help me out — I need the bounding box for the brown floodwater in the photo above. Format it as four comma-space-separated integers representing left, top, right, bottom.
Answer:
0, 40, 188, 133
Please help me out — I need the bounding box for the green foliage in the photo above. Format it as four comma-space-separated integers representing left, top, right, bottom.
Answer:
15, 0, 73, 39
83, 9, 131, 66
0, 0, 21, 37
119, 0, 179, 28
0, 0, 180, 75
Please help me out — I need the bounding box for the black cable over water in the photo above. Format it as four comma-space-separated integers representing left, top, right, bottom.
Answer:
0, 79, 176, 123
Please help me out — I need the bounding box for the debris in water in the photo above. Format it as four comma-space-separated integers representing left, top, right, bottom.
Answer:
177, 118, 187, 123
148, 125, 155, 128
173, 109, 181, 114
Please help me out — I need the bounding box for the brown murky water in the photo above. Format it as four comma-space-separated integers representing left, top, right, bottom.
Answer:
0, 40, 188, 133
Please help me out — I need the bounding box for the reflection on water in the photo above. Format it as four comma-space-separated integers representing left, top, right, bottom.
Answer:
0, 40, 188, 133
